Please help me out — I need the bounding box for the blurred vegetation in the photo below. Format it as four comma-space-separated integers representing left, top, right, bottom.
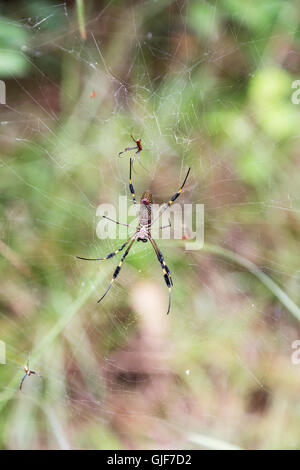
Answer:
0, 0, 300, 450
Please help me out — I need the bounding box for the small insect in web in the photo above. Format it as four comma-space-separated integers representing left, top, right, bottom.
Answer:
19, 357, 41, 390
77, 159, 191, 314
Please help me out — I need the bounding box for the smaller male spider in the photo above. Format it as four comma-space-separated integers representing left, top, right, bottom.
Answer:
77, 159, 191, 314
118, 134, 142, 158
19, 357, 39, 390
118, 134, 146, 171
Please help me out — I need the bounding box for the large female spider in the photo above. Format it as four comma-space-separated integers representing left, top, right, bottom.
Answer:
77, 159, 191, 314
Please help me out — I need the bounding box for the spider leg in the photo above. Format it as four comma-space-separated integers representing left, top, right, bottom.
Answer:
148, 167, 191, 228
102, 215, 136, 228
131, 149, 145, 174
20, 374, 27, 390
149, 238, 173, 314
129, 158, 137, 206
76, 237, 133, 261
134, 149, 149, 173
166, 167, 191, 207
159, 218, 171, 230
97, 238, 135, 304
118, 146, 137, 157
130, 134, 137, 144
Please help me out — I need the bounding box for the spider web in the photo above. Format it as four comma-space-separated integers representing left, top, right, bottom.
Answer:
0, 0, 300, 450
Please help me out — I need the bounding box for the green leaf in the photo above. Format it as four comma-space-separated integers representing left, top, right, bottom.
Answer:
0, 50, 29, 78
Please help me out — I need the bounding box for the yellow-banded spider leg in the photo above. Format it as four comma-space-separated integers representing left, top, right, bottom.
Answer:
149, 238, 173, 314
129, 158, 137, 205
76, 237, 132, 261
97, 238, 135, 304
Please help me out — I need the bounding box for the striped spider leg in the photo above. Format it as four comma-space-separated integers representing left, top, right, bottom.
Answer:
129, 155, 138, 207
76, 236, 134, 262
149, 237, 173, 314
148, 166, 191, 229
96, 237, 136, 303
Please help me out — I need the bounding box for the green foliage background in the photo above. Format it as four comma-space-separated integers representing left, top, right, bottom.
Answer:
0, 0, 300, 450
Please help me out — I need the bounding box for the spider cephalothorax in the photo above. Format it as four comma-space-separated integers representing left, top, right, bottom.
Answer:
140, 190, 152, 205
77, 158, 191, 314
